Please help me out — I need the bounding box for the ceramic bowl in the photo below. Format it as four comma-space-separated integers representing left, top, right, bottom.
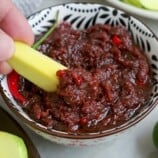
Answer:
106, 0, 158, 20
1, 3, 158, 146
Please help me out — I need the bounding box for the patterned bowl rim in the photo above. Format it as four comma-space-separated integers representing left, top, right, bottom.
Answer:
1, 2, 158, 139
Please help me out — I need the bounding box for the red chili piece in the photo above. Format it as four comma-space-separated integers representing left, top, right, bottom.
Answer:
80, 117, 88, 125
73, 74, 83, 86
56, 70, 65, 78
112, 35, 122, 46
137, 79, 146, 86
7, 71, 25, 104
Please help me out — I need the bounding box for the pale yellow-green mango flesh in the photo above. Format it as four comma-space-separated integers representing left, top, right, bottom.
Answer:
8, 42, 66, 92
123, 0, 142, 7
0, 131, 28, 158
139, 0, 158, 10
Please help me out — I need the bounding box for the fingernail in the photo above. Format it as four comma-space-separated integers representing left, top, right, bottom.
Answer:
0, 29, 15, 61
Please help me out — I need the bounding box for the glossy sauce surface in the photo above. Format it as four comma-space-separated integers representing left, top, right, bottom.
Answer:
19, 23, 152, 133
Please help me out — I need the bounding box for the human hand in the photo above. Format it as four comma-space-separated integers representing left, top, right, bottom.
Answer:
0, 0, 34, 74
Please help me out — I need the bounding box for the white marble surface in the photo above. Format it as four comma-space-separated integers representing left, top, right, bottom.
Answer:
1, 1, 158, 158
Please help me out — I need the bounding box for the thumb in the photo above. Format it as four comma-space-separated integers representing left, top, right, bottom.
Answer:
0, 29, 15, 61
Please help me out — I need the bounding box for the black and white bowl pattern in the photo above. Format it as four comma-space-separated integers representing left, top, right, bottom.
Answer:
0, 3, 158, 146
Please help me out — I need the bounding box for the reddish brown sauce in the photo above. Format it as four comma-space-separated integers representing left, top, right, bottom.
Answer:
18, 23, 152, 133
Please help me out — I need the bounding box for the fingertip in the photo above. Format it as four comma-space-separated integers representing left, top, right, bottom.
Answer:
0, 3, 34, 46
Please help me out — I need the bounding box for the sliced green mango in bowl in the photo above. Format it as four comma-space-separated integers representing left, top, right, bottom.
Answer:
0, 131, 28, 158
140, 0, 158, 10
122, 0, 142, 7
122, 0, 158, 10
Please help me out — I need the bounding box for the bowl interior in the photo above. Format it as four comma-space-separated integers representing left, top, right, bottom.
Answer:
1, 3, 158, 138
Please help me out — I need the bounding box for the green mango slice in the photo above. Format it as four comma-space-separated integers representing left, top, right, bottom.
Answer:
0, 131, 28, 158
